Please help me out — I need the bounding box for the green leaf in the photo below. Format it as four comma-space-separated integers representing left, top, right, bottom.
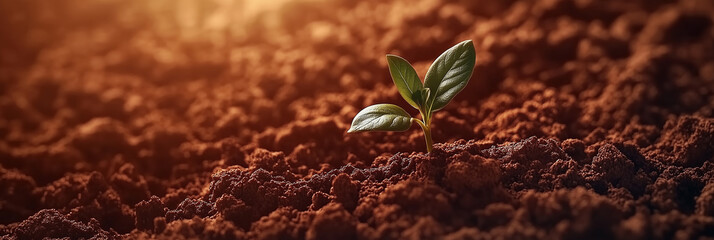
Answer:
387, 54, 423, 109
348, 104, 413, 133
423, 40, 476, 112
411, 88, 431, 110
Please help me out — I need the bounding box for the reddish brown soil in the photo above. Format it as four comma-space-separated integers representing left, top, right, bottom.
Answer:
1, 0, 714, 239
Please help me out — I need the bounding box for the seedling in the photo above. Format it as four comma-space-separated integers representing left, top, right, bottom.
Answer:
348, 40, 476, 153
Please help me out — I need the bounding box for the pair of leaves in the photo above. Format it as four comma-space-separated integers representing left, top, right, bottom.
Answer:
348, 40, 476, 133
389, 40, 476, 112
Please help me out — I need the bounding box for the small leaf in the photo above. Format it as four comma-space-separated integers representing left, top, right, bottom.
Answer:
424, 40, 476, 112
411, 88, 431, 110
348, 104, 413, 133
387, 54, 423, 109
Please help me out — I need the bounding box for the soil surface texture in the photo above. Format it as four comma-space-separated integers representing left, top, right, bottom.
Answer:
1, 0, 714, 239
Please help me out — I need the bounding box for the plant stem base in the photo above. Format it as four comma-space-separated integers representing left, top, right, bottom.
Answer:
413, 118, 433, 153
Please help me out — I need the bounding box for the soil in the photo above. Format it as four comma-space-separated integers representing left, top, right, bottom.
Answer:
1, 0, 714, 239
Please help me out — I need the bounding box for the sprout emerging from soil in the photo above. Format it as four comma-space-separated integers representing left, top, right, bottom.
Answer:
348, 40, 476, 152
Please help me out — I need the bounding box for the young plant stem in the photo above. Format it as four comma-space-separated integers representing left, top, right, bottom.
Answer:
414, 109, 434, 153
